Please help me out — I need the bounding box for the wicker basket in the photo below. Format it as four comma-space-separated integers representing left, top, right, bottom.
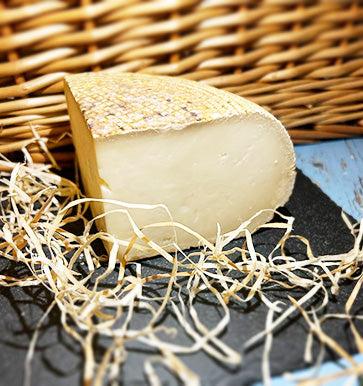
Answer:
1, 0, 363, 168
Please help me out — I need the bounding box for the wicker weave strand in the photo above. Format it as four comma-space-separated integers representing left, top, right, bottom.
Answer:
1, 0, 363, 166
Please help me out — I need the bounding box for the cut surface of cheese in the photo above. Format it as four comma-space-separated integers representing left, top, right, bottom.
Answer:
64, 72, 296, 259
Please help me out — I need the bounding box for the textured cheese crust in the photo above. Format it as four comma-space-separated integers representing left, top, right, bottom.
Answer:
64, 72, 296, 259
65, 72, 285, 137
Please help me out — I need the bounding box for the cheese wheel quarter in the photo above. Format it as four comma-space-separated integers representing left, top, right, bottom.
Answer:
64, 72, 296, 259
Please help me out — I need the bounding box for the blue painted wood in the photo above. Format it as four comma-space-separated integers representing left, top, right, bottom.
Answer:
294, 139, 363, 221
265, 354, 363, 385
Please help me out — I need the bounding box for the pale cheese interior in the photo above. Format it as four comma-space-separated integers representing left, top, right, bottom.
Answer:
66, 83, 295, 259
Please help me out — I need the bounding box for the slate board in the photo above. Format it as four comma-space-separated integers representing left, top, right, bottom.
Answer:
0, 170, 361, 386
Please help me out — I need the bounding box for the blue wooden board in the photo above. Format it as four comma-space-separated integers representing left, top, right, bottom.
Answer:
295, 139, 363, 221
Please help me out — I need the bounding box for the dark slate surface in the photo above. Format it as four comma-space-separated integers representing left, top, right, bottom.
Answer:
0, 170, 361, 386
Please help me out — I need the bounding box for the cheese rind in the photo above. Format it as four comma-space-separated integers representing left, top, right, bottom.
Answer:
64, 72, 296, 259
65, 72, 283, 137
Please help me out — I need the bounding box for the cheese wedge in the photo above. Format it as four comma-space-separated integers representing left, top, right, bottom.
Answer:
64, 72, 296, 259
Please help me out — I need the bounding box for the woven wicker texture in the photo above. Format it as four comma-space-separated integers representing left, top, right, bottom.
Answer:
1, 0, 363, 167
